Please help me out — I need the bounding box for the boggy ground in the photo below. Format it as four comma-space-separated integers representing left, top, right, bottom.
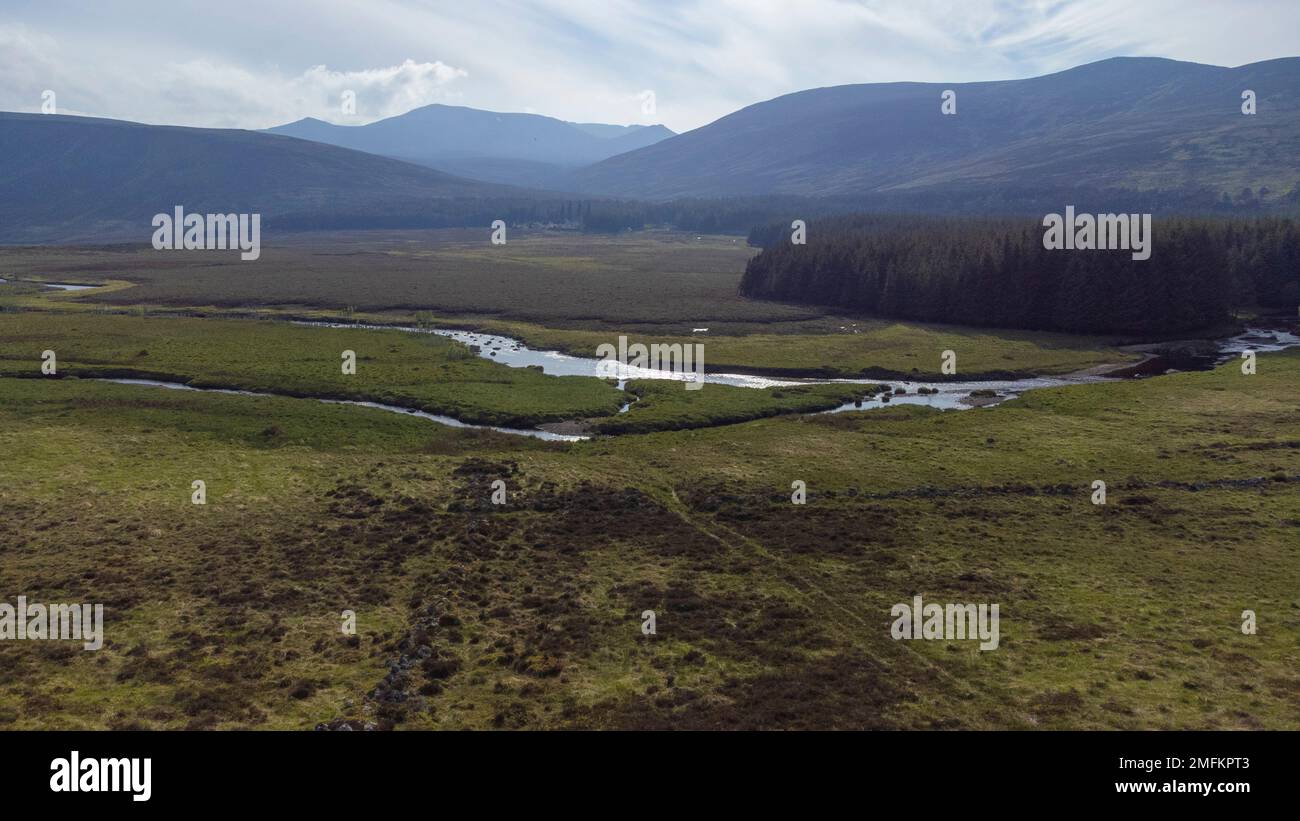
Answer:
1, 343, 1296, 729
0, 230, 1140, 379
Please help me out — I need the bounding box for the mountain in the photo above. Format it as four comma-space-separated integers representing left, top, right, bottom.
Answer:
265, 105, 674, 186
568, 57, 1300, 205
569, 122, 656, 139
0, 112, 537, 243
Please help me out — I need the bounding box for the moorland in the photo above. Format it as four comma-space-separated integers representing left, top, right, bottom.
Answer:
1, 230, 1297, 730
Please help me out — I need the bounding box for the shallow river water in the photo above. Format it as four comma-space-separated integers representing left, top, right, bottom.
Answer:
0, 278, 98, 291
301, 321, 1300, 415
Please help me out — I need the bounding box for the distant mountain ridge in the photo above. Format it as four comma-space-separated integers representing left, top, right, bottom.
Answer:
4, 56, 1298, 244
0, 112, 531, 243
567, 56, 1300, 204
265, 104, 674, 187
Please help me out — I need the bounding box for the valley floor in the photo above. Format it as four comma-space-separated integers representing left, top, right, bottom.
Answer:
0, 233, 1295, 729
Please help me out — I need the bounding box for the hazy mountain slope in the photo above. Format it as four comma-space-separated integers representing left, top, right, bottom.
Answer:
570, 122, 653, 139
0, 113, 528, 243
568, 57, 1300, 202
412, 156, 576, 189
600, 124, 675, 156
266, 105, 674, 183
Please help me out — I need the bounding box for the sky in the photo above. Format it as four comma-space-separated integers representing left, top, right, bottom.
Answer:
2, 0, 1298, 133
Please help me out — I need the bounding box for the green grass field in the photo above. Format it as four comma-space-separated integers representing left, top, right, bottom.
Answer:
0, 346, 1296, 729
0, 230, 1139, 379
0, 231, 786, 325
0, 312, 885, 434
0, 312, 624, 428
0, 231, 1293, 730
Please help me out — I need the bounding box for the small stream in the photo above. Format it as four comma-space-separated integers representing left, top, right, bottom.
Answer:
97, 378, 587, 442
0, 278, 98, 291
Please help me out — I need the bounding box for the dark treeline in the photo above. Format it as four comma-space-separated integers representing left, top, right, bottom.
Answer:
740, 215, 1300, 336
272, 196, 823, 236
273, 183, 1300, 239
583, 183, 1300, 233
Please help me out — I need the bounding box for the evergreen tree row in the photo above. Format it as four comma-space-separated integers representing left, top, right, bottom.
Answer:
740, 215, 1300, 336
273, 182, 1300, 240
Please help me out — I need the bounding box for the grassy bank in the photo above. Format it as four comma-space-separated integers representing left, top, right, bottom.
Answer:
0, 312, 624, 428
474, 318, 1138, 379
595, 380, 882, 434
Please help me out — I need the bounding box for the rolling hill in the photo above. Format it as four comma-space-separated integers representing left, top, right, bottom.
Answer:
5, 56, 1297, 245
0, 113, 534, 243
567, 57, 1300, 205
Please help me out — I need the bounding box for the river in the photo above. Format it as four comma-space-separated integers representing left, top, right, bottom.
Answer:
53, 315, 1300, 441
0, 278, 98, 291
298, 320, 1300, 415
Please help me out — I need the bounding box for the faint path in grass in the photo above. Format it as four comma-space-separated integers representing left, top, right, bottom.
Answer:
656, 483, 1038, 728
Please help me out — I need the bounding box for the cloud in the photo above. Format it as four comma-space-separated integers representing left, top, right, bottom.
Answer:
149, 58, 469, 127
1, 1, 1297, 132
288, 60, 469, 124
0, 24, 85, 115
0, 22, 468, 129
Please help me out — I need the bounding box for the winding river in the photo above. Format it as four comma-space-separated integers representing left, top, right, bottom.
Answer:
282, 320, 1300, 434
27, 308, 1300, 441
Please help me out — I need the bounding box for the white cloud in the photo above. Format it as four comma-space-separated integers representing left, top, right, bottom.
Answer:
148, 58, 469, 127
1, 1, 1297, 132
0, 24, 468, 128
289, 60, 469, 124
